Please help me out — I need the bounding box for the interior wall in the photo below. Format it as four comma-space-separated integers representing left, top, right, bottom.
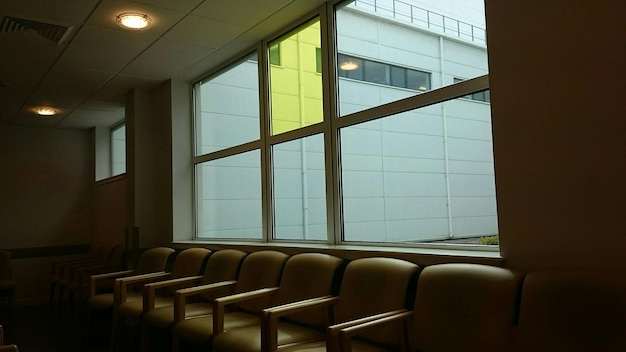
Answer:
126, 84, 173, 248
0, 123, 92, 304
487, 0, 626, 270
93, 177, 127, 245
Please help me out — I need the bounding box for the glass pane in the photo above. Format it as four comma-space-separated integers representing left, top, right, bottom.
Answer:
340, 98, 497, 244
273, 134, 327, 240
196, 150, 262, 239
195, 52, 259, 156
269, 19, 323, 135
336, 0, 488, 116
111, 123, 126, 176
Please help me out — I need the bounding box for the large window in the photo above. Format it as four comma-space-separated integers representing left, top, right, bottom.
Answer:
193, 0, 496, 247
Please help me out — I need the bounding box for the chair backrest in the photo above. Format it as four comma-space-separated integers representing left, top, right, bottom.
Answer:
168, 248, 212, 279
275, 253, 344, 327
233, 250, 289, 313
93, 243, 120, 264
135, 247, 175, 274
0, 251, 11, 280
516, 269, 626, 352
200, 249, 248, 301
412, 263, 523, 352
336, 257, 419, 347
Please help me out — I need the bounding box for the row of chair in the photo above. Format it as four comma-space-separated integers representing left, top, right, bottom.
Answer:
0, 325, 18, 351
70, 246, 626, 352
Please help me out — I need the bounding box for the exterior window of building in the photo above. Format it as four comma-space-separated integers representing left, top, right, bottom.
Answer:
315, 48, 322, 74
455, 78, 491, 102
193, 0, 495, 247
269, 43, 281, 66
111, 122, 126, 176
338, 54, 431, 92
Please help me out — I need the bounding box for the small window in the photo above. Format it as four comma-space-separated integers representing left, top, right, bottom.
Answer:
111, 122, 126, 176
455, 78, 490, 102
315, 47, 322, 74
269, 43, 281, 66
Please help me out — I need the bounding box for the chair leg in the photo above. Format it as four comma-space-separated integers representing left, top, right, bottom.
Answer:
110, 310, 120, 352
140, 318, 150, 352
171, 331, 180, 352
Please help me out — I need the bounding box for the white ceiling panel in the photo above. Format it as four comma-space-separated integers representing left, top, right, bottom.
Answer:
193, 0, 294, 27
163, 15, 246, 49
59, 107, 124, 129
121, 38, 214, 80
57, 25, 157, 73
130, 0, 204, 14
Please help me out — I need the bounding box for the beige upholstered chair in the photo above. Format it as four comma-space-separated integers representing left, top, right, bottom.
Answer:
171, 250, 290, 352
0, 251, 16, 309
141, 249, 248, 352
325, 263, 523, 352
0, 325, 18, 351
247, 257, 419, 352
515, 269, 626, 352
110, 247, 212, 351
64, 245, 126, 304
86, 247, 175, 342
48, 244, 102, 303
54, 243, 120, 303
211, 252, 344, 352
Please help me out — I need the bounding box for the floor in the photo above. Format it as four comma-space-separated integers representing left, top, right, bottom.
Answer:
0, 302, 111, 352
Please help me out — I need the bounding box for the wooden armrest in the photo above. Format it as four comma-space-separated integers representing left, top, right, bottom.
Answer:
261, 296, 337, 351
115, 272, 169, 304
212, 287, 279, 335
173, 281, 237, 323
0, 344, 19, 352
90, 270, 135, 297
143, 276, 203, 312
334, 310, 413, 352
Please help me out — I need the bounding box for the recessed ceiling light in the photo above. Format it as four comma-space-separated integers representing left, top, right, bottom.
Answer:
116, 12, 151, 30
34, 107, 58, 116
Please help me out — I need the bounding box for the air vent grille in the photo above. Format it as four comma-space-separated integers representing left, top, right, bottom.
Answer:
1, 16, 72, 44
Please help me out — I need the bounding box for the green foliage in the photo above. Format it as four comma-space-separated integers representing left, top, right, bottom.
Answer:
479, 235, 499, 246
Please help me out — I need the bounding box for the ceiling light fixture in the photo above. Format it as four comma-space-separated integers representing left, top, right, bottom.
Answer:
116, 12, 151, 30
339, 60, 359, 71
34, 107, 58, 116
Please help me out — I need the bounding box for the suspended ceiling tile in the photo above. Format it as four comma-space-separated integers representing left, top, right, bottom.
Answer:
163, 15, 246, 49
130, 0, 204, 14
121, 38, 214, 80
57, 25, 156, 73
90, 74, 164, 103
58, 107, 124, 129
192, 0, 294, 27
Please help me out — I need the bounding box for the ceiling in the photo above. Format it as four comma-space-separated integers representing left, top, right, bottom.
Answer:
0, 0, 326, 130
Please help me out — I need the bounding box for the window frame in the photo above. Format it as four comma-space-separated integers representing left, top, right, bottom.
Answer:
190, 0, 496, 252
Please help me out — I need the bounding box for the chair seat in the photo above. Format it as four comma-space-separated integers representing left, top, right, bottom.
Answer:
118, 296, 175, 318
88, 291, 142, 310
174, 312, 261, 345
212, 321, 325, 352
278, 340, 392, 352
145, 302, 214, 329
0, 280, 16, 291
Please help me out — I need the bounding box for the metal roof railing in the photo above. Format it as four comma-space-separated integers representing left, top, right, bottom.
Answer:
351, 0, 486, 45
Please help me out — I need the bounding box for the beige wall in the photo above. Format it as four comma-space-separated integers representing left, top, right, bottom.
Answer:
487, 0, 626, 270
126, 83, 173, 248
0, 124, 93, 304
